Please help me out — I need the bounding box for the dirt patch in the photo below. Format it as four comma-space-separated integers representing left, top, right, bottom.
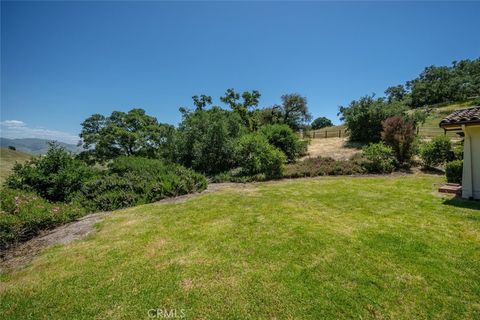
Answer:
303, 138, 362, 160
0, 183, 237, 273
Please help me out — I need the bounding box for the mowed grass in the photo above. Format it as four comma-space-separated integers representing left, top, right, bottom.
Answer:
1, 175, 479, 319
0, 148, 32, 184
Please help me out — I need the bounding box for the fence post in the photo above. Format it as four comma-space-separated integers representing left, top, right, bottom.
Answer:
338, 130, 341, 138
325, 131, 327, 138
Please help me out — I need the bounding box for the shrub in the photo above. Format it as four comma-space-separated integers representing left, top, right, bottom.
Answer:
452, 142, 463, 160
176, 107, 246, 175
284, 156, 364, 178
361, 142, 396, 173
75, 157, 207, 211
419, 136, 453, 168
236, 134, 286, 178
339, 95, 407, 143
6, 143, 98, 202
445, 160, 463, 184
381, 116, 416, 165
259, 124, 303, 162
0, 188, 85, 250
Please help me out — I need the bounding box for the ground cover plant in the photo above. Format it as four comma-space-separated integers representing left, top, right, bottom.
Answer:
0, 175, 479, 319
75, 156, 207, 211
0, 188, 85, 251
284, 156, 364, 178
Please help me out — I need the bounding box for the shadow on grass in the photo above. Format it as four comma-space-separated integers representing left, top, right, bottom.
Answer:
419, 167, 445, 175
443, 197, 480, 211
343, 140, 365, 150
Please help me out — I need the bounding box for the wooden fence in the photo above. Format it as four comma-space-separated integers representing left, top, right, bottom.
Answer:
310, 129, 347, 139
309, 127, 461, 139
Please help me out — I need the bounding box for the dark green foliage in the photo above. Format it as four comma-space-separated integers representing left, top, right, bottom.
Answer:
339, 95, 407, 143
75, 157, 207, 211
284, 157, 364, 178
6, 143, 97, 202
445, 160, 463, 184
453, 142, 463, 160
7, 145, 16, 151
259, 124, 302, 162
192, 95, 213, 111
419, 136, 453, 168
220, 88, 261, 130
252, 106, 284, 128
407, 58, 480, 108
236, 134, 286, 178
0, 188, 85, 250
176, 107, 246, 175
385, 85, 407, 103
361, 142, 396, 173
311, 116, 333, 130
381, 116, 416, 165
79, 108, 176, 162
279, 94, 312, 131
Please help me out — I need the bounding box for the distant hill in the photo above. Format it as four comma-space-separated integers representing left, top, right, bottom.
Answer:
0, 138, 81, 155
0, 148, 33, 183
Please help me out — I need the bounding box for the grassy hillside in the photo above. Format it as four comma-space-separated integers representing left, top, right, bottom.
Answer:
413, 100, 478, 138
0, 148, 32, 184
1, 175, 479, 319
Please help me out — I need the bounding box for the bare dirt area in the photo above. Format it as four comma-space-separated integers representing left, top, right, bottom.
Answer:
0, 183, 241, 273
302, 137, 362, 160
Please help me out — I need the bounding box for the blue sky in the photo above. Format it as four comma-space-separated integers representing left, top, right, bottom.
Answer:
1, 1, 479, 144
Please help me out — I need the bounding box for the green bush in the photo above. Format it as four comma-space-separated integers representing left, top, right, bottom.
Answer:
419, 136, 453, 168
284, 156, 364, 178
5, 143, 97, 202
259, 124, 302, 162
452, 142, 463, 160
0, 188, 85, 250
75, 157, 207, 211
339, 95, 407, 143
236, 134, 286, 178
176, 107, 246, 174
361, 142, 396, 173
445, 160, 463, 184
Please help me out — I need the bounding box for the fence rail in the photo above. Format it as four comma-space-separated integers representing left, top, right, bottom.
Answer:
311, 129, 347, 139
309, 126, 461, 139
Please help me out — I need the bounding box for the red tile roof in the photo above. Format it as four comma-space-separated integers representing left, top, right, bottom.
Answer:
439, 106, 480, 127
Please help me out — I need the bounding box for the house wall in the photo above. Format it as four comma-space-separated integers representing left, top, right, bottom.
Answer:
462, 124, 480, 200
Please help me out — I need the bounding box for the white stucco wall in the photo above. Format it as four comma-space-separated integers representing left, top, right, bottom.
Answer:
462, 124, 480, 200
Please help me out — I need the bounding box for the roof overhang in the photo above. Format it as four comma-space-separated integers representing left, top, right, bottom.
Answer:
439, 120, 480, 131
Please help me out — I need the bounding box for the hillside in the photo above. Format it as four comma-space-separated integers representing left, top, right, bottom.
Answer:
415, 100, 478, 138
0, 148, 32, 183
0, 138, 81, 155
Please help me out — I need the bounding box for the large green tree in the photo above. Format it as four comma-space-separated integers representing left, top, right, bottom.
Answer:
311, 116, 333, 130
279, 94, 312, 131
407, 58, 480, 108
339, 95, 406, 143
220, 88, 261, 130
79, 108, 175, 162
176, 106, 246, 174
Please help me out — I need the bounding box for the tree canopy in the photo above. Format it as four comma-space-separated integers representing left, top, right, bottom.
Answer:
79, 108, 175, 162
311, 117, 333, 130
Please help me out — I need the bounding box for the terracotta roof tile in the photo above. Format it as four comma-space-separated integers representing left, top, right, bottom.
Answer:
439, 106, 480, 127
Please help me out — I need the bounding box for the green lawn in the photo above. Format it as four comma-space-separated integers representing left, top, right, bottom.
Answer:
1, 175, 479, 319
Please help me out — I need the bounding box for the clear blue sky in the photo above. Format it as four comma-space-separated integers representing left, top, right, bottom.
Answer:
1, 1, 479, 143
